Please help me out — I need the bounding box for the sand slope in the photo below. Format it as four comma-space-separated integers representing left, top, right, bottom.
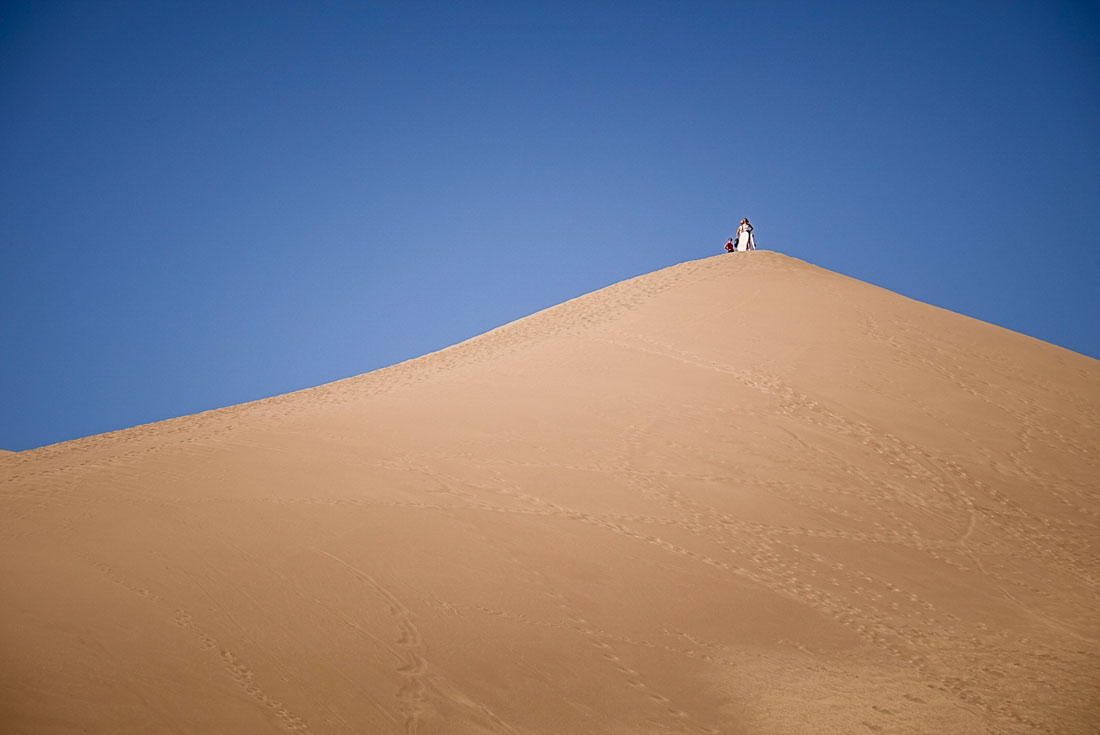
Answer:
2, 252, 1098, 734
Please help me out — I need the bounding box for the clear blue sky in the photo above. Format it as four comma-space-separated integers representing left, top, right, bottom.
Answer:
2, 1, 1098, 451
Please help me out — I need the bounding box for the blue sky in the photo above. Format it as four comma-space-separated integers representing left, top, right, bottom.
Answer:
2, 1, 1098, 451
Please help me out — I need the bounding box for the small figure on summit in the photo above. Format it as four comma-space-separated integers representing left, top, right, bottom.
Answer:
735, 218, 756, 252
724, 237, 735, 253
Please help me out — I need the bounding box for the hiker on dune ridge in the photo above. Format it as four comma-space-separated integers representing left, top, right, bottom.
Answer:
736, 218, 756, 252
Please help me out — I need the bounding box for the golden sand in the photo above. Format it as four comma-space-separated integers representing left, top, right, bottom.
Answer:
3, 252, 1097, 733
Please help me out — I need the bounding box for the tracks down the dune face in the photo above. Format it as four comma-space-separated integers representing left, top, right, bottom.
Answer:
2, 252, 1098, 734
312, 550, 428, 735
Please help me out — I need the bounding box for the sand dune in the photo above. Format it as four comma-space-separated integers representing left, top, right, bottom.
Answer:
2, 252, 1098, 734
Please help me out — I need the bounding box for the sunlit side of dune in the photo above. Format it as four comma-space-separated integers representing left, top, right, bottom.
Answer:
2, 252, 1097, 734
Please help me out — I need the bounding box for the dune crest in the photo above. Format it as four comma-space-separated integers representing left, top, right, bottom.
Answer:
3, 252, 1098, 734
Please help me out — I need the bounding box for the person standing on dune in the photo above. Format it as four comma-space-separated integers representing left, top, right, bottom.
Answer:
736, 218, 756, 251
724, 237, 735, 253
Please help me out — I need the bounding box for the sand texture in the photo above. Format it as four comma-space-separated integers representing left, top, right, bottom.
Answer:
2, 252, 1098, 734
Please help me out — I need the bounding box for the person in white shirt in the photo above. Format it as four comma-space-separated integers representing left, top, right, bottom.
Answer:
735, 218, 756, 252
